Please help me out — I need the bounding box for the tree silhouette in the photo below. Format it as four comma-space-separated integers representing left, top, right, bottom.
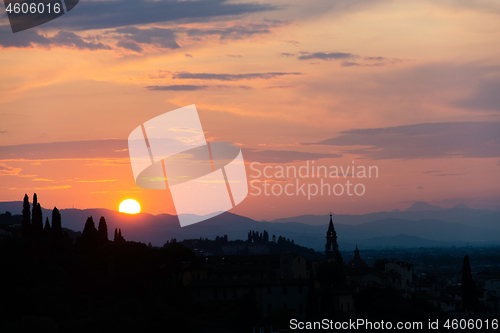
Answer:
32, 193, 38, 222
82, 216, 98, 244
22, 194, 30, 235
52, 207, 63, 241
32, 202, 44, 235
44, 217, 51, 236
114, 227, 125, 242
98, 216, 108, 244
118, 229, 125, 242
461, 255, 479, 313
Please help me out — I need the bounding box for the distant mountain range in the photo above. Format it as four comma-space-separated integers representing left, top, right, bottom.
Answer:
267, 201, 500, 229
0, 201, 499, 251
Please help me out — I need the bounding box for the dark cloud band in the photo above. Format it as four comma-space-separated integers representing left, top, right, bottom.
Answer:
307, 122, 500, 159
0, 139, 340, 164
171, 72, 302, 81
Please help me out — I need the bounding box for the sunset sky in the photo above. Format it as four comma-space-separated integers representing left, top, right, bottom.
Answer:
0, 0, 499, 221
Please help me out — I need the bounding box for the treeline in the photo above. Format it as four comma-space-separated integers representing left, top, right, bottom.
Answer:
0, 211, 22, 225
21, 193, 63, 238
175, 231, 324, 261
0, 194, 200, 332
16, 193, 126, 245
247, 229, 295, 245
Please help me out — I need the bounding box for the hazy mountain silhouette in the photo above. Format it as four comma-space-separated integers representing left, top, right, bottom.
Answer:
338, 218, 499, 242
267, 202, 499, 228
453, 203, 469, 209
405, 201, 442, 211
1, 201, 499, 251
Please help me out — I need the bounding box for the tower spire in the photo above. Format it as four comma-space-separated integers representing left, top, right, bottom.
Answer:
328, 212, 334, 232
325, 212, 340, 262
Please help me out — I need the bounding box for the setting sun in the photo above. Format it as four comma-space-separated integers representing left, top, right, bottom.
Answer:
119, 199, 141, 214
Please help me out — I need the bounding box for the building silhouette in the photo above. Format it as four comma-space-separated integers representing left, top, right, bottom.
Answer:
346, 245, 368, 269
325, 213, 343, 264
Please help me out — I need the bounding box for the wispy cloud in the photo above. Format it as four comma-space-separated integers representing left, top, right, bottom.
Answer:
113, 27, 180, 52
308, 122, 500, 159
264, 85, 298, 89
453, 79, 500, 111
34, 185, 71, 190
170, 71, 302, 81
0, 163, 22, 176
297, 51, 403, 67
0, 26, 111, 50
243, 149, 341, 164
298, 52, 357, 61
116, 40, 143, 53
0, 140, 129, 160
49, 31, 112, 51
184, 20, 286, 40
341, 61, 361, 67
1, 140, 341, 164
76, 179, 118, 183
145, 85, 251, 91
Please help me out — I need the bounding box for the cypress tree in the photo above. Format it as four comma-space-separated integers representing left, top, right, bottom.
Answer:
98, 216, 108, 244
114, 228, 125, 242
461, 255, 479, 313
22, 194, 30, 235
82, 216, 98, 244
32, 193, 38, 221
52, 207, 63, 240
33, 203, 44, 234
43, 217, 50, 238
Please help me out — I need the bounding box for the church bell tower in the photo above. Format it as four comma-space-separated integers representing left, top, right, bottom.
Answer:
325, 213, 341, 263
